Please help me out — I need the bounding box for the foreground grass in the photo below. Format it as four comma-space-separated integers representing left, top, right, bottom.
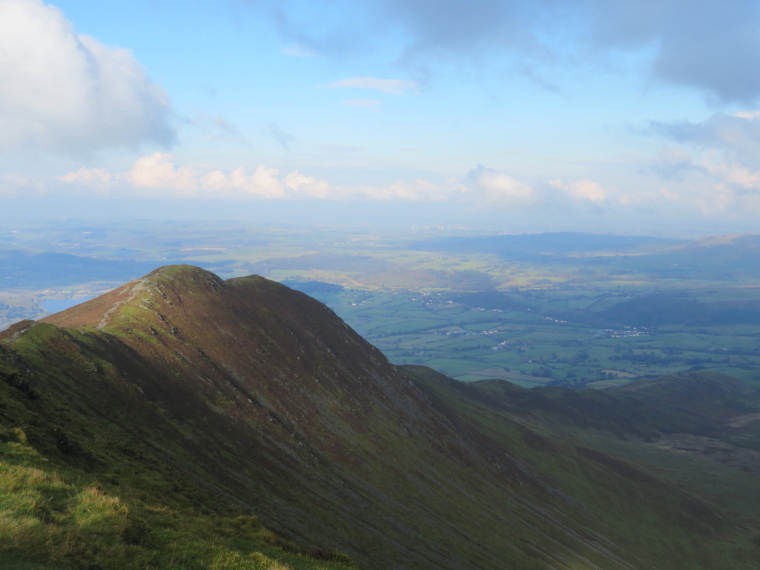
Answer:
0, 438, 353, 570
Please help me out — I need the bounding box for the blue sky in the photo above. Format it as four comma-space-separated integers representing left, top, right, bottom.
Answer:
2, 0, 760, 235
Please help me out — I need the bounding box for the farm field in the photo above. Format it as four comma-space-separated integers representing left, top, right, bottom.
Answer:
315, 288, 760, 387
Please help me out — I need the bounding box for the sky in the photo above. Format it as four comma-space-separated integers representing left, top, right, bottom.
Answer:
2, 0, 760, 236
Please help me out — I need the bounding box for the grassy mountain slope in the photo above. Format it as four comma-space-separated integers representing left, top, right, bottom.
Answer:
411, 367, 760, 565
1, 265, 759, 568
0, 348, 354, 570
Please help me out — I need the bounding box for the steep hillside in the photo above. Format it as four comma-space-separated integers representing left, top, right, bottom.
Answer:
1, 266, 759, 568
420, 368, 760, 553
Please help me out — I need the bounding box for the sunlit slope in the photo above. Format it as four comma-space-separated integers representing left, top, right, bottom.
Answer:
1, 266, 757, 568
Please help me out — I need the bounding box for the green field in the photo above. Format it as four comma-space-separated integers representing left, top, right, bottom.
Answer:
314, 289, 760, 385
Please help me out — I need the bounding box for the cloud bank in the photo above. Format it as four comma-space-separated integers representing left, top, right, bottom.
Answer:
651, 112, 760, 163
34, 154, 760, 224
248, 0, 760, 104
54, 155, 625, 211
0, 0, 174, 154
585, 0, 760, 104
60, 153, 456, 201
648, 111, 760, 215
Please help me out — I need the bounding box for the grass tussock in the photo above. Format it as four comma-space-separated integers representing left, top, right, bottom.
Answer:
0, 441, 353, 570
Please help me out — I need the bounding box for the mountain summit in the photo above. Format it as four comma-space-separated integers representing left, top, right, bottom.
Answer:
2, 266, 759, 568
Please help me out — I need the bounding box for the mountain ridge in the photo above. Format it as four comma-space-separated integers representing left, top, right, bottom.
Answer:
2, 265, 759, 568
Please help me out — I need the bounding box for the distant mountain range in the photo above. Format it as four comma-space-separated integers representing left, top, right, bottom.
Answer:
412, 231, 688, 258
0, 249, 158, 288
1, 265, 760, 568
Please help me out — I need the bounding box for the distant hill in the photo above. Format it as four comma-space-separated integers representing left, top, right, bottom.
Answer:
553, 292, 760, 327
413, 232, 686, 260
0, 248, 159, 288
1, 266, 759, 568
412, 232, 760, 281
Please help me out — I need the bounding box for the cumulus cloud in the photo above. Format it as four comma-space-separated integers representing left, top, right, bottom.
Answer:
320, 77, 419, 94
649, 110, 760, 209
0, 0, 174, 154
247, 0, 760, 103
354, 178, 458, 201
549, 179, 606, 203
704, 161, 760, 191
60, 153, 458, 201
53, 153, 760, 220
60, 167, 114, 191
645, 142, 760, 216
0, 173, 46, 196
122, 153, 334, 199
466, 165, 617, 210
465, 165, 537, 207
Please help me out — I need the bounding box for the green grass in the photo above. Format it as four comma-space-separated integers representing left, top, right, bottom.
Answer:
0, 440, 354, 570
401, 365, 760, 570
0, 324, 357, 570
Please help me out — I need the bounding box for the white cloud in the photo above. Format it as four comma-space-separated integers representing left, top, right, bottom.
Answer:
321, 77, 419, 94
123, 154, 299, 199
354, 178, 458, 202
644, 145, 760, 216
128, 153, 199, 195
465, 165, 536, 207
648, 109, 760, 214
0, 173, 46, 196
642, 105, 760, 217
60, 167, 114, 192
343, 99, 383, 112
734, 111, 760, 120
0, 0, 174, 154
60, 153, 459, 201
468, 165, 615, 210
702, 160, 760, 191
50, 153, 760, 222
549, 179, 607, 203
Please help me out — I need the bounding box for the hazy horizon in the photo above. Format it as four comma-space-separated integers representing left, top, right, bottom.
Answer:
3, 1, 760, 236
